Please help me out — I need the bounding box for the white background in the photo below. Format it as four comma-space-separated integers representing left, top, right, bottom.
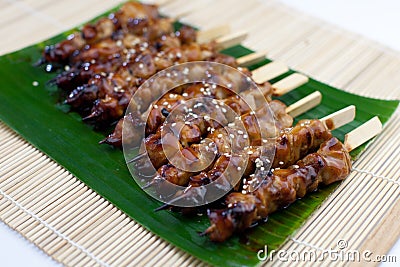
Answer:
1, 0, 399, 266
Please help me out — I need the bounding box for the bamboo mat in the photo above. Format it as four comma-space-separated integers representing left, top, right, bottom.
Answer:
0, 0, 399, 266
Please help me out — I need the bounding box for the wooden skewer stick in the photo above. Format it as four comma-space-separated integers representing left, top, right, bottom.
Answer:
215, 31, 248, 51
344, 116, 382, 152
320, 105, 356, 130
285, 91, 322, 117
251, 61, 289, 84
197, 25, 231, 44
272, 73, 309, 96
236, 51, 268, 67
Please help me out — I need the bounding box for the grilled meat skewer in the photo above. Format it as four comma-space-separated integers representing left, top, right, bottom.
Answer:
140, 118, 332, 199
204, 137, 351, 242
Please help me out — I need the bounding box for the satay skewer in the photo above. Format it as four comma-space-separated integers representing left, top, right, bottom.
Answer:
128, 91, 323, 168
143, 106, 355, 208
100, 59, 304, 144
203, 116, 382, 242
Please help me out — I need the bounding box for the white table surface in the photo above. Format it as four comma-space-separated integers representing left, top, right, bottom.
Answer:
1, 0, 399, 266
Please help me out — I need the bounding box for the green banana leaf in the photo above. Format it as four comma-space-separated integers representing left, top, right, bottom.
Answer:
0, 8, 399, 267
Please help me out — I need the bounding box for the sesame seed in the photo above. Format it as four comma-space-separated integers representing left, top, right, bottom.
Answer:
171, 122, 177, 127
230, 134, 235, 138
237, 166, 242, 171
32, 81, 39, 87
228, 123, 235, 127
221, 108, 227, 113
182, 93, 188, 97
243, 134, 248, 139
241, 190, 247, 194
217, 134, 223, 138
238, 130, 244, 135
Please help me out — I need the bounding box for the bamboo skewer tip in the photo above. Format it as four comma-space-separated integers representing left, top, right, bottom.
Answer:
285, 91, 322, 117
236, 50, 268, 67
197, 25, 231, 44
251, 61, 289, 84
320, 105, 356, 130
344, 116, 382, 152
215, 31, 248, 51
272, 73, 309, 96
